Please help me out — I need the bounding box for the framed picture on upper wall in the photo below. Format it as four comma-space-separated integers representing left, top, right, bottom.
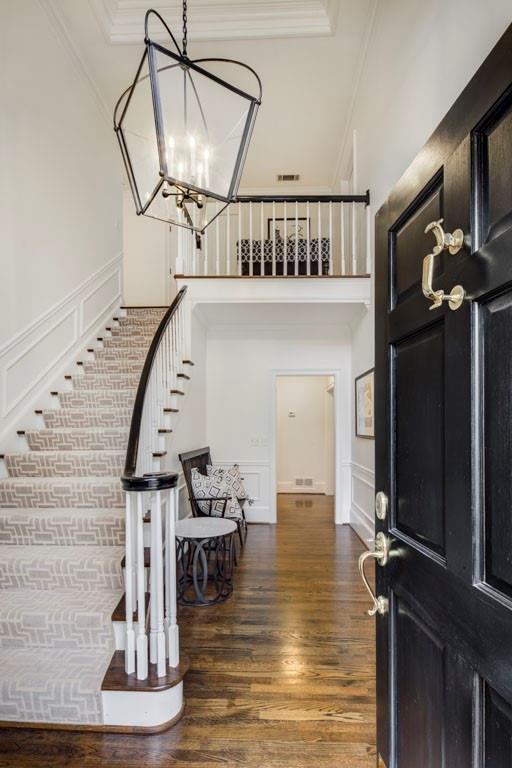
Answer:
267, 217, 310, 241
355, 368, 374, 439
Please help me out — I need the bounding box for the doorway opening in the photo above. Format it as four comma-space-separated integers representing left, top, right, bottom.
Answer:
275, 375, 335, 521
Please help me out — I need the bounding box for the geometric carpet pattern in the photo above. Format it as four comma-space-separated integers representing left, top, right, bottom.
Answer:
0, 307, 165, 724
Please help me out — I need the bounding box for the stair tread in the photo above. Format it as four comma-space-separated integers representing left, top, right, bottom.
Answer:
25, 427, 128, 434
0, 543, 124, 559
4, 450, 125, 459
0, 586, 121, 614
0, 476, 120, 485
0, 506, 124, 515
0, 647, 114, 725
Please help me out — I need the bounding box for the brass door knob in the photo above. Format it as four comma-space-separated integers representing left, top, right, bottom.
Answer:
358, 532, 390, 616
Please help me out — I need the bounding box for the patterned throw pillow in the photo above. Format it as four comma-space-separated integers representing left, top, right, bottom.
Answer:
191, 468, 241, 519
207, 464, 251, 503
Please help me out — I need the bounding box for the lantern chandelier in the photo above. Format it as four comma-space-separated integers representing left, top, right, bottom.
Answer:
114, 3, 262, 233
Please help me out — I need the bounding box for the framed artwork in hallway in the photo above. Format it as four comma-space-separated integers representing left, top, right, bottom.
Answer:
267, 217, 309, 240
355, 368, 374, 439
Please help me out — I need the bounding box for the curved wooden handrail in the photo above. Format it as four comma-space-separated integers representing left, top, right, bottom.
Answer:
121, 287, 187, 492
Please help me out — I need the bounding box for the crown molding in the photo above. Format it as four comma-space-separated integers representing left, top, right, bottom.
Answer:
90, 0, 334, 45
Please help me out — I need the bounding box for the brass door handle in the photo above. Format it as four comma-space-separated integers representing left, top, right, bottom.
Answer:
358, 532, 390, 616
422, 219, 465, 311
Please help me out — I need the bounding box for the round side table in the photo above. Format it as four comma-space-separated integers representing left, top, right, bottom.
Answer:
175, 517, 237, 606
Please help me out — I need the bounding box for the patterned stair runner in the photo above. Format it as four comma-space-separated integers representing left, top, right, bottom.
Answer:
0, 307, 167, 726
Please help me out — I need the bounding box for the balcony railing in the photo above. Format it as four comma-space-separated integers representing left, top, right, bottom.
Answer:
175, 193, 371, 278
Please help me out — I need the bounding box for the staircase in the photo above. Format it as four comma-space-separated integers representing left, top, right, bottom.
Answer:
0, 305, 187, 729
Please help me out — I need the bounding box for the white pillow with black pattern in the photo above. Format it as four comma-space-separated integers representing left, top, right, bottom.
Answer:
191, 468, 241, 519
207, 464, 249, 501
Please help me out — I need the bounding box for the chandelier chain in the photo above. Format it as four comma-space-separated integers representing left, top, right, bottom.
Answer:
182, 0, 188, 56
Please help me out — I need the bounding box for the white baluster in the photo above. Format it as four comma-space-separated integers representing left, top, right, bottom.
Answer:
238, 201, 242, 276
215, 203, 220, 276
341, 202, 346, 275
226, 205, 230, 275
365, 204, 372, 275
272, 200, 276, 276
260, 201, 264, 275
204, 216, 208, 276
317, 201, 321, 276
155, 491, 166, 677
352, 201, 357, 275
294, 200, 299, 276
124, 493, 135, 674
136, 492, 148, 679
328, 201, 333, 276
249, 201, 253, 276
166, 486, 179, 667
149, 491, 157, 664
283, 201, 287, 274
306, 201, 310, 276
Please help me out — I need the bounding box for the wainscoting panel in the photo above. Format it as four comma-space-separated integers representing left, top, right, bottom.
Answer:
80, 270, 122, 336
350, 461, 374, 546
213, 460, 271, 523
0, 254, 123, 447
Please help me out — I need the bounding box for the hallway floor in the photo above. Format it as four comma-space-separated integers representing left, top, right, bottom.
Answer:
0, 494, 376, 767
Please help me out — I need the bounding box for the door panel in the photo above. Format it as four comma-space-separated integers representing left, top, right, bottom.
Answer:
394, 323, 445, 554
374, 24, 512, 768
475, 89, 512, 244
393, 181, 444, 305
485, 685, 512, 766
481, 291, 512, 597
396, 600, 444, 767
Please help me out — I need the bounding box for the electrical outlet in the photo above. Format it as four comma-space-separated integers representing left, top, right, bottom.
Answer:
250, 437, 259, 447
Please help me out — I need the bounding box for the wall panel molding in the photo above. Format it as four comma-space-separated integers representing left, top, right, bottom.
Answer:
0, 253, 123, 446
350, 460, 374, 546
213, 459, 271, 523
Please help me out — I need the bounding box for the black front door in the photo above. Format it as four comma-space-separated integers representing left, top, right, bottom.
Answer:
375, 24, 512, 767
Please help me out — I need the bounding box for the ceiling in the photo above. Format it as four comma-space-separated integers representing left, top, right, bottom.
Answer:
52, 0, 375, 191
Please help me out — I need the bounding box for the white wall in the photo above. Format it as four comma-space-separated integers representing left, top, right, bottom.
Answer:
276, 375, 334, 495
340, 0, 512, 544
122, 191, 173, 306
0, 0, 122, 443
206, 323, 352, 523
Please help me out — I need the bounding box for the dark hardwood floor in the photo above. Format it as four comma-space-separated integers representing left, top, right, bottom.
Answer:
0, 494, 376, 767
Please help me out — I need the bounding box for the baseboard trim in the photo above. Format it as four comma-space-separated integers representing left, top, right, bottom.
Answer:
0, 702, 185, 735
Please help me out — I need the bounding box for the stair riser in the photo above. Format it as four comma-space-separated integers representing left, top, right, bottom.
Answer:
0, 483, 124, 509
4, 452, 124, 478
25, 430, 128, 451
58, 391, 136, 409
0, 515, 124, 546
42, 411, 131, 429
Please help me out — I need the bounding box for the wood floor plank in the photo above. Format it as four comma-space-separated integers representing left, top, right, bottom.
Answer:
0, 494, 376, 767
